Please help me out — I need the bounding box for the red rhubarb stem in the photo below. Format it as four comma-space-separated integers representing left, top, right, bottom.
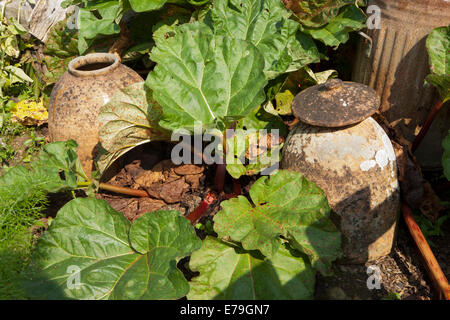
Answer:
412, 99, 444, 153
185, 192, 217, 224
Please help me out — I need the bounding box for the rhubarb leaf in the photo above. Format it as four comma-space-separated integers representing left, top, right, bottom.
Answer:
300, 5, 366, 47
77, 1, 125, 54
207, 0, 320, 79
426, 26, 449, 76
146, 22, 267, 133
97, 82, 168, 174
23, 198, 201, 300
425, 26, 450, 102
285, 0, 366, 28
188, 237, 315, 299
213, 170, 340, 275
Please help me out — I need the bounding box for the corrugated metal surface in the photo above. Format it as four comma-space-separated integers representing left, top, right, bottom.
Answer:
353, 0, 450, 169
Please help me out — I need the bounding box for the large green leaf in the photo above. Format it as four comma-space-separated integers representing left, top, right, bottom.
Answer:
443, 132, 450, 180
426, 25, 449, 76
188, 237, 315, 299
207, 0, 319, 79
286, 0, 366, 28
97, 82, 168, 173
300, 4, 366, 48
30, 142, 79, 192
146, 22, 267, 133
425, 26, 450, 102
213, 170, 341, 275
23, 198, 201, 300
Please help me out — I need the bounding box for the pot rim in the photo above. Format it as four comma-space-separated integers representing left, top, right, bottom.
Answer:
68, 53, 120, 77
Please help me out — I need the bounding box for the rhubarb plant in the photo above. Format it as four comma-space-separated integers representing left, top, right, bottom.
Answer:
205, 0, 320, 79
146, 22, 267, 133
23, 198, 201, 300
425, 25, 450, 103
188, 237, 316, 299
188, 170, 341, 299
97, 82, 168, 172
424, 25, 449, 177
213, 170, 341, 275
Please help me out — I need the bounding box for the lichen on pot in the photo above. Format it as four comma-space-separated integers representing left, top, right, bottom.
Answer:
48, 53, 143, 177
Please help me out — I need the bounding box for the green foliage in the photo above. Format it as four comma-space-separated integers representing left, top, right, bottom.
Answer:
0, 16, 35, 107
382, 292, 402, 300
213, 170, 341, 275
413, 212, 449, 247
0, 230, 35, 299
63, 0, 209, 54
0, 140, 88, 243
97, 81, 168, 173
188, 170, 340, 299
23, 198, 201, 300
188, 237, 316, 299
146, 22, 267, 133
300, 4, 366, 48
22, 132, 45, 163
225, 125, 285, 179
425, 25, 450, 102
289, 0, 366, 28
42, 18, 79, 86
206, 0, 320, 79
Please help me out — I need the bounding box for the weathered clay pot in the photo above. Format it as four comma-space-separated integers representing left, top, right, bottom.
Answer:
282, 79, 400, 264
353, 0, 450, 169
48, 53, 143, 177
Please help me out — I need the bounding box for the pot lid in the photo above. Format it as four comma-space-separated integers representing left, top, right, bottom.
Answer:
291, 78, 380, 127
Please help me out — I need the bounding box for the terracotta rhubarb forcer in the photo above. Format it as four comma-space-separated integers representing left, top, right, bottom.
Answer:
282, 79, 400, 264
48, 53, 143, 177
353, 0, 450, 169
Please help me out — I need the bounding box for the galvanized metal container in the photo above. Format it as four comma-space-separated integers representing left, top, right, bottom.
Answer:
282, 79, 400, 264
353, 0, 450, 169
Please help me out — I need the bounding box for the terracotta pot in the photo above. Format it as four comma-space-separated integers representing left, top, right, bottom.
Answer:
48, 53, 143, 177
353, 0, 450, 169
282, 79, 400, 264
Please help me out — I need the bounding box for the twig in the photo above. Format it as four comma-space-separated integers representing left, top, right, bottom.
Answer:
98, 182, 149, 198
402, 202, 450, 300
